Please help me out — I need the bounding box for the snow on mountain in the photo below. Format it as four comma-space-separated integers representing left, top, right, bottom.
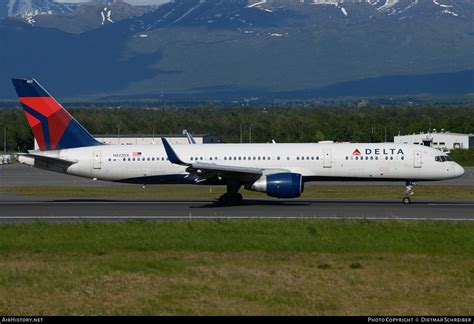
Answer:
2, 0, 76, 20
101, 7, 114, 25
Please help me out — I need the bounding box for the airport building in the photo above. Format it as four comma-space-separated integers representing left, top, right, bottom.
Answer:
33, 134, 220, 150
93, 134, 221, 145
394, 131, 474, 151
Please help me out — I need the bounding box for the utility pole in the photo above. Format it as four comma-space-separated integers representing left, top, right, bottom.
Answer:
249, 124, 252, 144
0, 123, 6, 154
117, 122, 121, 145
240, 122, 244, 143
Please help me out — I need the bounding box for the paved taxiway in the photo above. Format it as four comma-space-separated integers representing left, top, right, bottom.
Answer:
0, 197, 473, 223
0, 164, 472, 223
1, 164, 473, 187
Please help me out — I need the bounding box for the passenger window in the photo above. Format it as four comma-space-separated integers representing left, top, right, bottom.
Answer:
263, 157, 266, 160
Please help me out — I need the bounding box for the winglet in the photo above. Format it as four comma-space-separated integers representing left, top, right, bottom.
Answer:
161, 138, 188, 166
183, 130, 197, 144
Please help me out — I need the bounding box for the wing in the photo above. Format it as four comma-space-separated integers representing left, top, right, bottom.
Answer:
161, 138, 285, 183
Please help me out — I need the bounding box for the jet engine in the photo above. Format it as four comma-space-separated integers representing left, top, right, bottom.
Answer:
245, 172, 303, 198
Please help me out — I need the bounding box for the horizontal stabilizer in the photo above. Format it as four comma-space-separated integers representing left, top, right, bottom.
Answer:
16, 152, 78, 166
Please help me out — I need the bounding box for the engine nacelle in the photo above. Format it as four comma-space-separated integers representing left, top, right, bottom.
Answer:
245, 172, 303, 198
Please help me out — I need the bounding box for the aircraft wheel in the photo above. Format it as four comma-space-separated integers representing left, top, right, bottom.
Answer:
218, 194, 230, 206
402, 197, 411, 205
229, 193, 243, 206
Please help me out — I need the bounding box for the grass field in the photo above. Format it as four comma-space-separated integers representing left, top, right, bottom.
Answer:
2, 185, 473, 201
0, 220, 473, 315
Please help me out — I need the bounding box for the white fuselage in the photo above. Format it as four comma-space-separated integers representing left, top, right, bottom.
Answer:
19, 142, 465, 185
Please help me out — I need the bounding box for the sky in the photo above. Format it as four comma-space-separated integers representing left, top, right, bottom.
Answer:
55, 0, 171, 4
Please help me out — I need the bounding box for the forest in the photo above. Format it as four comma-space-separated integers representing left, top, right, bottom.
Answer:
0, 104, 473, 153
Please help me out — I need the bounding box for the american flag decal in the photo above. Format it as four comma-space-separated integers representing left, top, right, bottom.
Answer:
133, 152, 142, 157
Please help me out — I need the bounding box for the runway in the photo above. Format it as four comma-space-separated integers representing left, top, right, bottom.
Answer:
1, 164, 473, 223
0, 198, 473, 223
1, 164, 473, 187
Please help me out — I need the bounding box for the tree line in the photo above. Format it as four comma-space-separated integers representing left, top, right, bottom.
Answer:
0, 104, 473, 152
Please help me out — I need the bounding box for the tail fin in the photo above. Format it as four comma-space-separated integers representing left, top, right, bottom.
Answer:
11, 78, 102, 151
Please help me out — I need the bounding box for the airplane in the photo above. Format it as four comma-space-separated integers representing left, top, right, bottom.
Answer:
12, 78, 465, 205
183, 129, 197, 144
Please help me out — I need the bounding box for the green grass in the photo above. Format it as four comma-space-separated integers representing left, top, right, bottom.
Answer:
1, 220, 473, 255
1, 185, 473, 201
450, 149, 474, 167
0, 220, 474, 315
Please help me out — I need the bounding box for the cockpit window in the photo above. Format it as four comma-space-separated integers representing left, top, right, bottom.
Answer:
435, 155, 452, 162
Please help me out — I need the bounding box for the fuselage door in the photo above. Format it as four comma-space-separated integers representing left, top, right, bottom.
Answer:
323, 149, 332, 168
413, 150, 422, 168
93, 150, 102, 170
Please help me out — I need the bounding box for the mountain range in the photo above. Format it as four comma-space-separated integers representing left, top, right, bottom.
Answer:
0, 0, 473, 101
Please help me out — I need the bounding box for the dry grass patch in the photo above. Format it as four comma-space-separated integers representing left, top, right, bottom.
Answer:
0, 252, 473, 315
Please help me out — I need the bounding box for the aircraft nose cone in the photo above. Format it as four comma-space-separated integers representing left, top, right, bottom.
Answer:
455, 164, 465, 178
452, 163, 464, 178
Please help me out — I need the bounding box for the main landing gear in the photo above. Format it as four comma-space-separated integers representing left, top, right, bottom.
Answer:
402, 181, 415, 205
218, 183, 243, 206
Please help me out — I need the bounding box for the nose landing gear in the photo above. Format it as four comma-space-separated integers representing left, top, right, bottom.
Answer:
403, 181, 415, 204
